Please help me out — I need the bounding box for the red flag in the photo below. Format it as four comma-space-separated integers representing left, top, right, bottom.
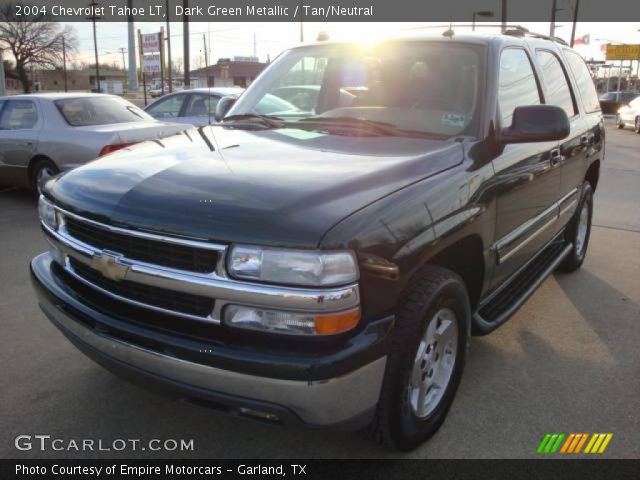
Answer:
574, 34, 590, 45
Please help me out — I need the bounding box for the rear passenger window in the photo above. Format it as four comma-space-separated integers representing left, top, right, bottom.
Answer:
0, 100, 38, 130
536, 50, 576, 117
563, 51, 600, 113
498, 49, 541, 127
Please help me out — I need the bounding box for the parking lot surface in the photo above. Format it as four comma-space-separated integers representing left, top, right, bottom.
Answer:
1, 123, 638, 459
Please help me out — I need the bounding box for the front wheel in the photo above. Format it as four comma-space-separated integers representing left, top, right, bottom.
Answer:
30, 158, 59, 200
559, 182, 593, 272
635, 117, 640, 134
616, 115, 624, 129
365, 266, 470, 451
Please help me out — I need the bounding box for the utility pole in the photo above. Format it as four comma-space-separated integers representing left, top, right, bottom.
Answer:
299, 0, 304, 42
0, 49, 6, 96
62, 37, 68, 92
88, 0, 101, 92
183, 0, 190, 88
550, 0, 557, 37
118, 47, 126, 70
165, 0, 172, 92
160, 27, 165, 96
253, 31, 257, 58
570, 0, 580, 46
501, 0, 507, 32
202, 33, 208, 68
127, 0, 138, 92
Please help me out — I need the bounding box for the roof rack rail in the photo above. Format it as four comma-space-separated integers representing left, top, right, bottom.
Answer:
406, 23, 568, 46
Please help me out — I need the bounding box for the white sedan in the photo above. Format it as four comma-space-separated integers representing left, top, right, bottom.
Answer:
616, 96, 640, 133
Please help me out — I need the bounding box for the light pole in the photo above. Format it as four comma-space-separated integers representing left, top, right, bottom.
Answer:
472, 11, 494, 31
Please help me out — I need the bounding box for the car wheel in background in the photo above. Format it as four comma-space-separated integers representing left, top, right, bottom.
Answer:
30, 158, 59, 200
616, 115, 624, 129
559, 182, 593, 273
635, 117, 640, 134
365, 266, 470, 451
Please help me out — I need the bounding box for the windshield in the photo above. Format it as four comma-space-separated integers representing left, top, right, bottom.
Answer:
229, 41, 484, 137
55, 97, 153, 126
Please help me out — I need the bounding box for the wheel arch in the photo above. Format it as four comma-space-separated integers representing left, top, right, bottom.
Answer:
585, 159, 600, 192
27, 154, 57, 184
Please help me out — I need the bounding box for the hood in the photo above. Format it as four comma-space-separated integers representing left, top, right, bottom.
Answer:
46, 126, 463, 248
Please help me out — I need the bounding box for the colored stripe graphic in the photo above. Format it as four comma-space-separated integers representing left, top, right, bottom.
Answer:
536, 432, 613, 455
538, 433, 613, 454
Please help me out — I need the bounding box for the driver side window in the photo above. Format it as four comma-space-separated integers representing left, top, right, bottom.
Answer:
498, 49, 542, 128
146, 94, 186, 119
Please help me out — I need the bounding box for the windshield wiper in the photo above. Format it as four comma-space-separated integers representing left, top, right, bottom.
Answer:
222, 113, 284, 128
293, 116, 444, 138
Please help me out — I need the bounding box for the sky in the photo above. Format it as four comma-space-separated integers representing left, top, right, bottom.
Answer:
66, 21, 640, 72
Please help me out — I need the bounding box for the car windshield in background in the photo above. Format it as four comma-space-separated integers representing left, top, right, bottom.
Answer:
229, 42, 484, 137
55, 97, 152, 126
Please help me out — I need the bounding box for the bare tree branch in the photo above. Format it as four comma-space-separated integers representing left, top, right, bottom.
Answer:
0, 2, 76, 92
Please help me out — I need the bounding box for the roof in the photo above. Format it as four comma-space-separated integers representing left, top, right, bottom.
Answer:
0, 92, 117, 101
154, 87, 244, 98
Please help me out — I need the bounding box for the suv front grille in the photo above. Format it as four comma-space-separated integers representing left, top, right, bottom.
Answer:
68, 258, 215, 318
64, 217, 218, 273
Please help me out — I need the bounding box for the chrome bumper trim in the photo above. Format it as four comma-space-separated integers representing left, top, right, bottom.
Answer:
43, 224, 360, 323
38, 293, 385, 425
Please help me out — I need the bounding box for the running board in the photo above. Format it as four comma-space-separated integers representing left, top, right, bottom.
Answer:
474, 241, 573, 331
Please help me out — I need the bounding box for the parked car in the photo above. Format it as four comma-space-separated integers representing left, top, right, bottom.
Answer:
598, 91, 639, 115
0, 93, 187, 196
145, 87, 243, 126
32, 31, 603, 451
616, 96, 640, 132
271, 85, 355, 112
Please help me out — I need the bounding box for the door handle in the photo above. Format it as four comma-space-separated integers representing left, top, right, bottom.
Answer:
550, 148, 562, 167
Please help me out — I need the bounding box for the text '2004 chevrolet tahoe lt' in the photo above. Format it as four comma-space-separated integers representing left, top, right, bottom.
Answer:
32, 29, 603, 450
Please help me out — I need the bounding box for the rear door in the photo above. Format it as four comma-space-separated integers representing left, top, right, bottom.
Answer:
535, 48, 586, 227
490, 47, 563, 289
562, 50, 604, 204
0, 98, 41, 187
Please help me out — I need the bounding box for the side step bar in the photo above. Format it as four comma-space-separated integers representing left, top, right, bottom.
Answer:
473, 240, 573, 334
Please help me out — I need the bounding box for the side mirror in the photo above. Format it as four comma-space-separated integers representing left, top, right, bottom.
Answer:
500, 105, 570, 144
214, 95, 237, 122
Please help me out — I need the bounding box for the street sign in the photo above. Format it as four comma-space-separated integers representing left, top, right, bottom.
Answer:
143, 54, 161, 73
141, 33, 160, 53
605, 44, 640, 61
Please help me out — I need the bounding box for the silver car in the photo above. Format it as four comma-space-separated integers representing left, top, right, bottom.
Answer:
0, 93, 187, 196
616, 96, 640, 133
145, 87, 243, 127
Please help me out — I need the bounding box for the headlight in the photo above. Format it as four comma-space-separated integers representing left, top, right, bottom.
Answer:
38, 195, 57, 231
228, 246, 358, 287
223, 305, 361, 336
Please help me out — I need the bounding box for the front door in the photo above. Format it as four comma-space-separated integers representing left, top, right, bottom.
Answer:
489, 47, 562, 290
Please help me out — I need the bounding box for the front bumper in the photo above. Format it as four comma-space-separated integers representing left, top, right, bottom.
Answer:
31, 253, 390, 428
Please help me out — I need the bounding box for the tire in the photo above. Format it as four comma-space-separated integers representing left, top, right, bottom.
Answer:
29, 158, 58, 200
559, 182, 593, 273
365, 266, 470, 451
616, 115, 624, 129
635, 117, 640, 134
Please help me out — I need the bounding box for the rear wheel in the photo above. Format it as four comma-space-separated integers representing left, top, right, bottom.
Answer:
29, 158, 58, 199
559, 182, 593, 273
365, 266, 470, 451
616, 115, 624, 129
635, 117, 640, 134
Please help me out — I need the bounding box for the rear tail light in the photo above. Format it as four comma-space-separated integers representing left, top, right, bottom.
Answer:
99, 143, 134, 157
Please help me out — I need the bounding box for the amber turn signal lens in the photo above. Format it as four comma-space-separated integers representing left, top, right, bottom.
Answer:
314, 308, 361, 335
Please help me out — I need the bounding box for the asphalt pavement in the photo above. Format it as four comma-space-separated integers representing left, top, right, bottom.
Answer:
1, 123, 638, 459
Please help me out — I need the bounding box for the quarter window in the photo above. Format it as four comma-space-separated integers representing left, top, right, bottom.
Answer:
536, 50, 576, 117
498, 49, 541, 127
563, 51, 601, 113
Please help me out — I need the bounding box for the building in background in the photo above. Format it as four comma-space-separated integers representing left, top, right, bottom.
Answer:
190, 57, 266, 89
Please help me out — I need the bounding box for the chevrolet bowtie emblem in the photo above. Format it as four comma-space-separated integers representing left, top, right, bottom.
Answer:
91, 250, 129, 282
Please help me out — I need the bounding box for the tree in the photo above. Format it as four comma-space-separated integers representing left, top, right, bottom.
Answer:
0, 2, 75, 92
